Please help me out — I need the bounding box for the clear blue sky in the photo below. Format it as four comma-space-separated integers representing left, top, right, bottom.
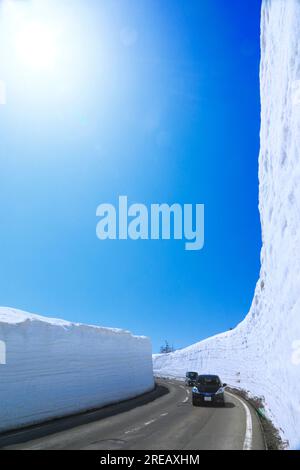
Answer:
0, 0, 262, 352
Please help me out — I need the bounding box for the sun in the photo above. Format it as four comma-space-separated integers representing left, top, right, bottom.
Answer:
15, 20, 58, 70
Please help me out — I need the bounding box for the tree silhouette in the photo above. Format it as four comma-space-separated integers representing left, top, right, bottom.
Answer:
160, 340, 175, 354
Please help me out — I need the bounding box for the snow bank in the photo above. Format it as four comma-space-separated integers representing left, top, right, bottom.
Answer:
153, 0, 300, 449
0, 307, 154, 432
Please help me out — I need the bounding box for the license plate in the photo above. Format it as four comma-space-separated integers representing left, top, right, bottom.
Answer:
204, 396, 212, 402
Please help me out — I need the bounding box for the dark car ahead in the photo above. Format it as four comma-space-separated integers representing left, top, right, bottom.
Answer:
185, 371, 198, 386
192, 375, 227, 406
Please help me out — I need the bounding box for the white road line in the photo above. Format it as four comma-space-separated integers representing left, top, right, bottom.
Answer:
124, 426, 142, 434
182, 389, 190, 403
125, 413, 167, 435
226, 392, 253, 451
179, 384, 190, 403
144, 419, 156, 426
125, 418, 157, 434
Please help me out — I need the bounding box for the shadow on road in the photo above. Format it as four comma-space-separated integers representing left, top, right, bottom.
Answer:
0, 383, 169, 448
224, 402, 235, 408
192, 402, 236, 409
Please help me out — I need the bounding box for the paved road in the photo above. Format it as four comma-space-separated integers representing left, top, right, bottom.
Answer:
0, 380, 265, 450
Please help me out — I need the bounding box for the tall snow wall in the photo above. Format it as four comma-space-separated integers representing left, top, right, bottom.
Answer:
153, 0, 300, 449
0, 307, 154, 432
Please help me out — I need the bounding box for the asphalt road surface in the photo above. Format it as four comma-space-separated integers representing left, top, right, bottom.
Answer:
0, 379, 265, 450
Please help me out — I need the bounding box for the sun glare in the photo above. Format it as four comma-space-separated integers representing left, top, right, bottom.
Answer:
15, 21, 58, 70
1, 0, 62, 72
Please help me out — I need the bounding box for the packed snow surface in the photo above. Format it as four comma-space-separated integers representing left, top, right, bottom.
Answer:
0, 307, 154, 432
154, 0, 300, 449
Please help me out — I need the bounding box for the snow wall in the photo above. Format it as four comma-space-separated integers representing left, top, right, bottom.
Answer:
0, 307, 154, 432
153, 0, 300, 449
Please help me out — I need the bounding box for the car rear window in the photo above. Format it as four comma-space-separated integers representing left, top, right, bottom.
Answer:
197, 376, 220, 386
187, 372, 197, 379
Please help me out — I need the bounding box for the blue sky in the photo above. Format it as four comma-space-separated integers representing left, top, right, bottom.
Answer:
0, 0, 262, 352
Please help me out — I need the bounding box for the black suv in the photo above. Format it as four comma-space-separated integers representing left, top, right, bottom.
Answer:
185, 371, 198, 386
192, 375, 227, 406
